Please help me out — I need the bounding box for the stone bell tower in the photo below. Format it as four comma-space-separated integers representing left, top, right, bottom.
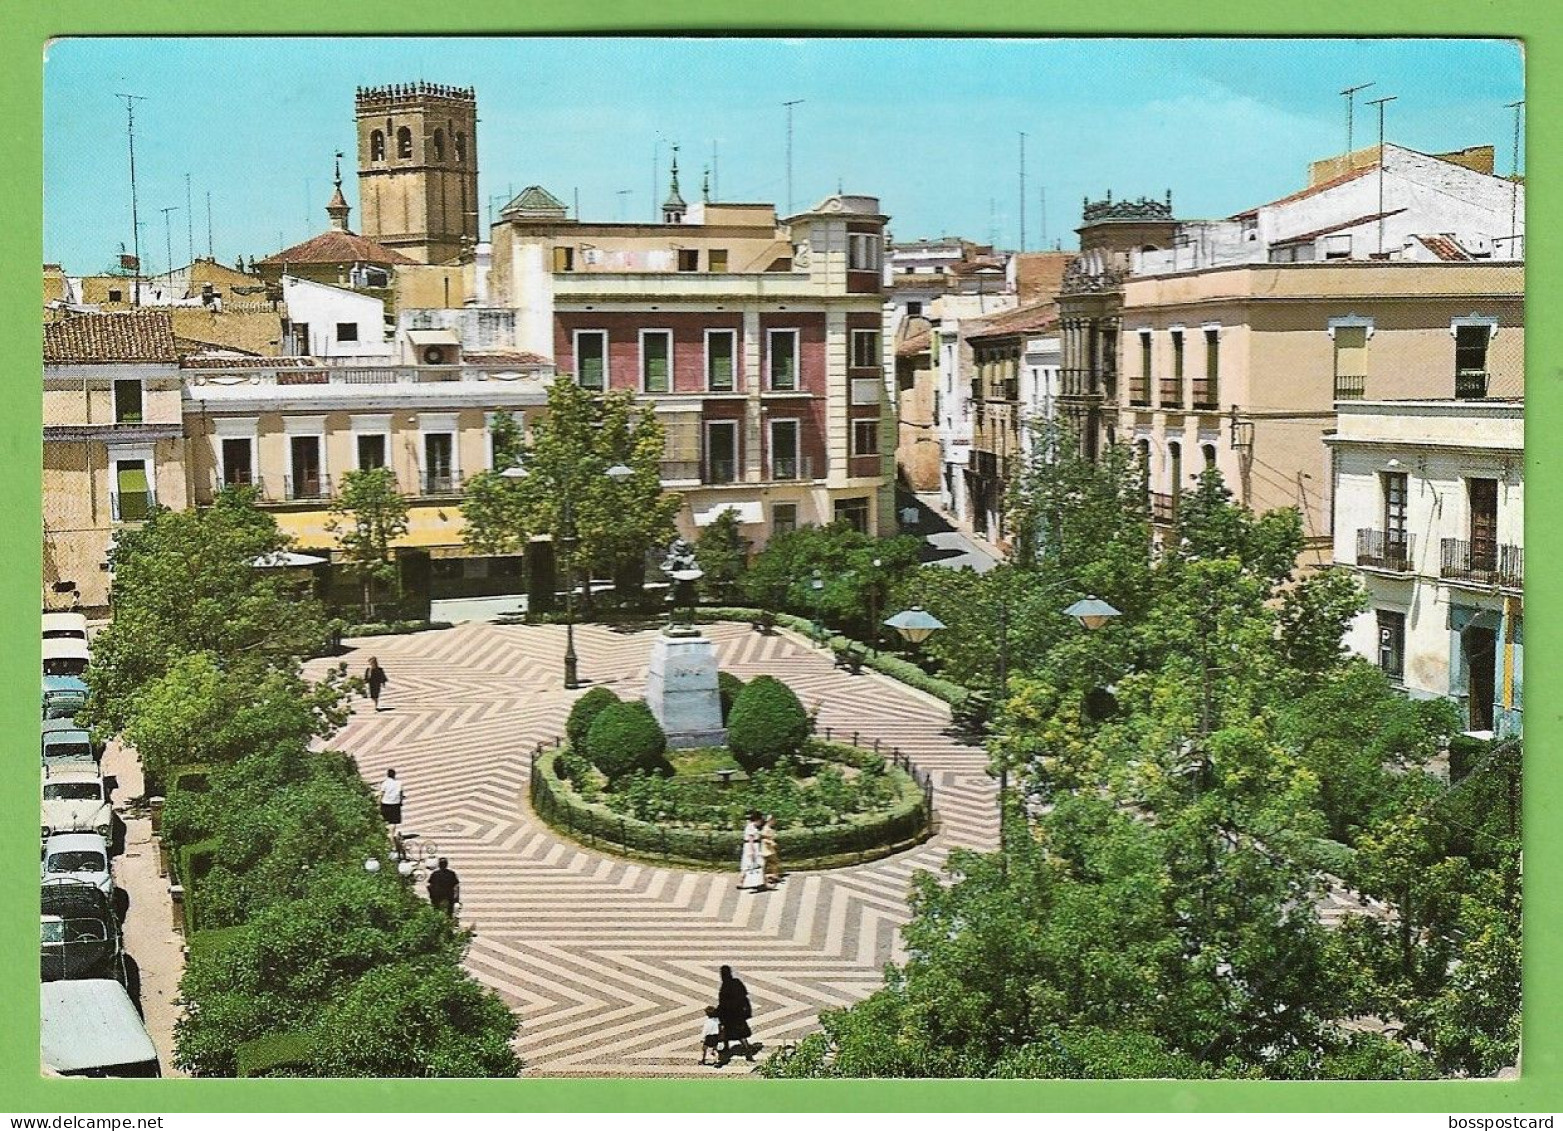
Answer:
355, 81, 479, 264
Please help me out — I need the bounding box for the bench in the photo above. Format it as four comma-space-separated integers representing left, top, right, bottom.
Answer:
751, 611, 777, 635
832, 645, 866, 675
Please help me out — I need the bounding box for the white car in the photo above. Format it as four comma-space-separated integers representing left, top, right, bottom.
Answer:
42, 770, 112, 841
41, 833, 112, 896
43, 638, 90, 678
42, 612, 89, 643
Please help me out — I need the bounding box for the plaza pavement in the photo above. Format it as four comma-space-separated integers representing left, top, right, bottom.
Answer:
305, 620, 999, 1077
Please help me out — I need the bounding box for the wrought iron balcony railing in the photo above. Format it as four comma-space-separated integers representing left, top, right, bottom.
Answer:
1356, 529, 1415, 573
1440, 538, 1522, 588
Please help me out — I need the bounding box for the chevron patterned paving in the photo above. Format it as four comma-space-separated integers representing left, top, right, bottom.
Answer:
305, 621, 998, 1076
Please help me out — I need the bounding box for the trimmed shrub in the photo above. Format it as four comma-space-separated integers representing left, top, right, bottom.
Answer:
586, 701, 668, 780
567, 686, 621, 752
236, 1031, 314, 1078
727, 675, 809, 772
718, 671, 746, 724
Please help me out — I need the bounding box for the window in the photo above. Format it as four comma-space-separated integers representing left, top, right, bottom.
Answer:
834, 496, 870, 533
677, 249, 699, 272
554, 246, 575, 272
1455, 324, 1490, 398
1194, 328, 1219, 409
1469, 477, 1499, 569
770, 419, 801, 479
767, 329, 798, 391
289, 436, 324, 500
906, 301, 923, 318
357, 434, 386, 471
705, 421, 738, 484
221, 438, 254, 487
1161, 331, 1184, 407
1376, 610, 1406, 680
640, 330, 672, 393
848, 233, 881, 271
1383, 471, 1409, 568
1168, 441, 1183, 507
432, 129, 445, 162
113, 379, 143, 424
424, 433, 455, 494
292, 322, 311, 355
850, 329, 880, 369
107, 288, 122, 304
706, 330, 736, 392
574, 330, 607, 390
396, 126, 413, 159
708, 249, 729, 273
370, 130, 385, 162
852, 419, 880, 457
336, 322, 359, 343
1202, 443, 1218, 471
1132, 331, 1152, 406
454, 132, 466, 164
772, 502, 798, 537
113, 459, 151, 521
1333, 325, 1368, 400
1322, 234, 1352, 260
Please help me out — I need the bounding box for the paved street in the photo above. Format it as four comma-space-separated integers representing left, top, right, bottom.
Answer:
305, 620, 998, 1076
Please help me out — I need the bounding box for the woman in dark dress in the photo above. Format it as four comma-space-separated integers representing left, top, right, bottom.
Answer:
365, 656, 389, 711
716, 964, 755, 1063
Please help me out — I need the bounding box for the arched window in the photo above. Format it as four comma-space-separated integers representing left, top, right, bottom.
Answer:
1202, 443, 1217, 471
432, 128, 446, 161
396, 126, 413, 159
1136, 439, 1152, 500
370, 130, 385, 162
454, 132, 466, 165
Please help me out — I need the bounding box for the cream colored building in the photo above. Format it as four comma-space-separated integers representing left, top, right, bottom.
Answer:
1115, 261, 1523, 556
1328, 399, 1522, 736
489, 181, 896, 542
43, 312, 190, 611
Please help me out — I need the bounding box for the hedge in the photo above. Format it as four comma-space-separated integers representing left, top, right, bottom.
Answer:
236, 1030, 315, 1078
567, 686, 620, 752
696, 607, 972, 706
176, 837, 221, 935
342, 619, 454, 639
726, 675, 809, 771
186, 925, 247, 966
530, 748, 931, 871
585, 700, 668, 779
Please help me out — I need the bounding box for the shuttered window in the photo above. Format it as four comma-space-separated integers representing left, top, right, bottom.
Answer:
642, 331, 671, 393
1334, 325, 1368, 400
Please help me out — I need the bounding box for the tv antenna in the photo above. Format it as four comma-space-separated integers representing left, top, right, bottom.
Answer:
1341, 82, 1375, 155
115, 93, 147, 305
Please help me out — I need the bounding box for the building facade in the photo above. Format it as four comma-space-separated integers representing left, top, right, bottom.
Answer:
1329, 398, 1522, 736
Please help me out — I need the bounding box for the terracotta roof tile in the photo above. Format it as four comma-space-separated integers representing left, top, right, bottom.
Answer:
966, 300, 1059, 341
1270, 209, 1407, 248
44, 311, 178, 363
1415, 234, 1474, 261
255, 229, 414, 268
180, 355, 322, 369
463, 349, 552, 366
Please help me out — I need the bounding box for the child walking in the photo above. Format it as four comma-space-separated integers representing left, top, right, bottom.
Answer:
699, 1007, 723, 1066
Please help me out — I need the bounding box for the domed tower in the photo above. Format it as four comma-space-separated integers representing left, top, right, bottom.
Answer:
662, 145, 687, 224
355, 82, 479, 264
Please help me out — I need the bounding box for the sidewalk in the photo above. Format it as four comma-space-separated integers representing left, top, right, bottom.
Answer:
101, 739, 187, 1077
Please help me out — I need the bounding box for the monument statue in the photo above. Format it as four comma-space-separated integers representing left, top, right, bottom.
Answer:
645, 537, 724, 747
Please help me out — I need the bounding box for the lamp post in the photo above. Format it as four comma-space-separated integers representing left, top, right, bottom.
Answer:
810, 569, 825, 642
866, 556, 883, 653
504, 460, 634, 689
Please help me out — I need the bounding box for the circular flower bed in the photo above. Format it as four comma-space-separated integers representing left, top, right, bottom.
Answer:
529, 740, 933, 871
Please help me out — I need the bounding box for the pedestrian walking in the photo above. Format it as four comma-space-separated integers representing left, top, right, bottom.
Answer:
365, 656, 389, 711
698, 1006, 723, 1066
427, 857, 460, 916
737, 810, 767, 892
716, 965, 755, 1064
761, 814, 782, 886
378, 768, 404, 826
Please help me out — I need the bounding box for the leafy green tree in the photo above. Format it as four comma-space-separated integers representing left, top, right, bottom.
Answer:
726, 675, 810, 771
694, 507, 751, 602
585, 700, 668, 780
85, 487, 330, 734
566, 686, 620, 751
738, 523, 921, 636
462, 385, 680, 601
328, 466, 410, 618
307, 961, 522, 1077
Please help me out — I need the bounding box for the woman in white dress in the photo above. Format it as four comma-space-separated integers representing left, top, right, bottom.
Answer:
738, 810, 768, 892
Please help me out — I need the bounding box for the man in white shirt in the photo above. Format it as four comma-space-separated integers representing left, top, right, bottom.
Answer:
379, 768, 404, 826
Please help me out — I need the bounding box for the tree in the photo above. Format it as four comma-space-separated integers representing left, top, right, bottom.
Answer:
727, 675, 810, 771
84, 487, 330, 734
738, 523, 921, 637
694, 507, 751, 602
584, 700, 668, 780
566, 686, 620, 752
461, 385, 680, 600
328, 467, 410, 618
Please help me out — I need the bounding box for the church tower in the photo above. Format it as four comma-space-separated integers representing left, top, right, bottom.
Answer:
355, 82, 479, 264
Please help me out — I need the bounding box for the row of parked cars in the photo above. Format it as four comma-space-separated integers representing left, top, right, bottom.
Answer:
39, 612, 161, 1078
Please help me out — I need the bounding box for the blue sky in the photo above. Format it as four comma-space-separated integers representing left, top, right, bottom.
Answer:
44, 37, 1523, 274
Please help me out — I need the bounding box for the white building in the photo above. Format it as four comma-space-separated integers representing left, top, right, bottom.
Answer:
280, 275, 394, 360
1328, 398, 1523, 736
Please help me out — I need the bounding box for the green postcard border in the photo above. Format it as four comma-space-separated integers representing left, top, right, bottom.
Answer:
1, 0, 1554, 1114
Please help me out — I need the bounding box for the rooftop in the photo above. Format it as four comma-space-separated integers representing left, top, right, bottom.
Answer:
44, 311, 178, 364
256, 229, 414, 268
966, 300, 1059, 342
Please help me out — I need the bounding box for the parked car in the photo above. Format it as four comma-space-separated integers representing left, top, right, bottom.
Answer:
43, 638, 90, 678
42, 727, 99, 771
40, 979, 160, 1077
41, 879, 124, 983
42, 612, 90, 642
41, 833, 112, 896
42, 768, 113, 841
43, 675, 89, 721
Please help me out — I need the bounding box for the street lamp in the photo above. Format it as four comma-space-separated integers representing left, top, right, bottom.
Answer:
884, 605, 945, 645
810, 569, 825, 642
1064, 595, 1122, 632
504, 459, 637, 689
866, 557, 883, 653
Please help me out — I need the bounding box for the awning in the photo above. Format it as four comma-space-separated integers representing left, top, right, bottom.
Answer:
406, 329, 460, 346
250, 551, 328, 568
693, 501, 764, 526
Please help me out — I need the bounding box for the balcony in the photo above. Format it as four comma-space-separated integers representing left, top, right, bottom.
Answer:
1356, 529, 1415, 574
659, 459, 702, 483
109, 491, 152, 522
1441, 538, 1523, 589
769, 455, 818, 482
703, 459, 737, 485
284, 475, 329, 502
1148, 491, 1177, 525
422, 472, 462, 497
1455, 369, 1490, 400
1191, 380, 1220, 411
1334, 374, 1366, 401
1158, 379, 1184, 409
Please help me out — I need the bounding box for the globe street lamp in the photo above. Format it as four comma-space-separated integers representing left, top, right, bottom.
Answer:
1064, 595, 1122, 632
810, 569, 825, 642
866, 556, 884, 653
884, 605, 945, 646
504, 460, 637, 689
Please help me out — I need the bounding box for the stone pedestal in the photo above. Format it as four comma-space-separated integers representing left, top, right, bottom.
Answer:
645, 629, 727, 749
